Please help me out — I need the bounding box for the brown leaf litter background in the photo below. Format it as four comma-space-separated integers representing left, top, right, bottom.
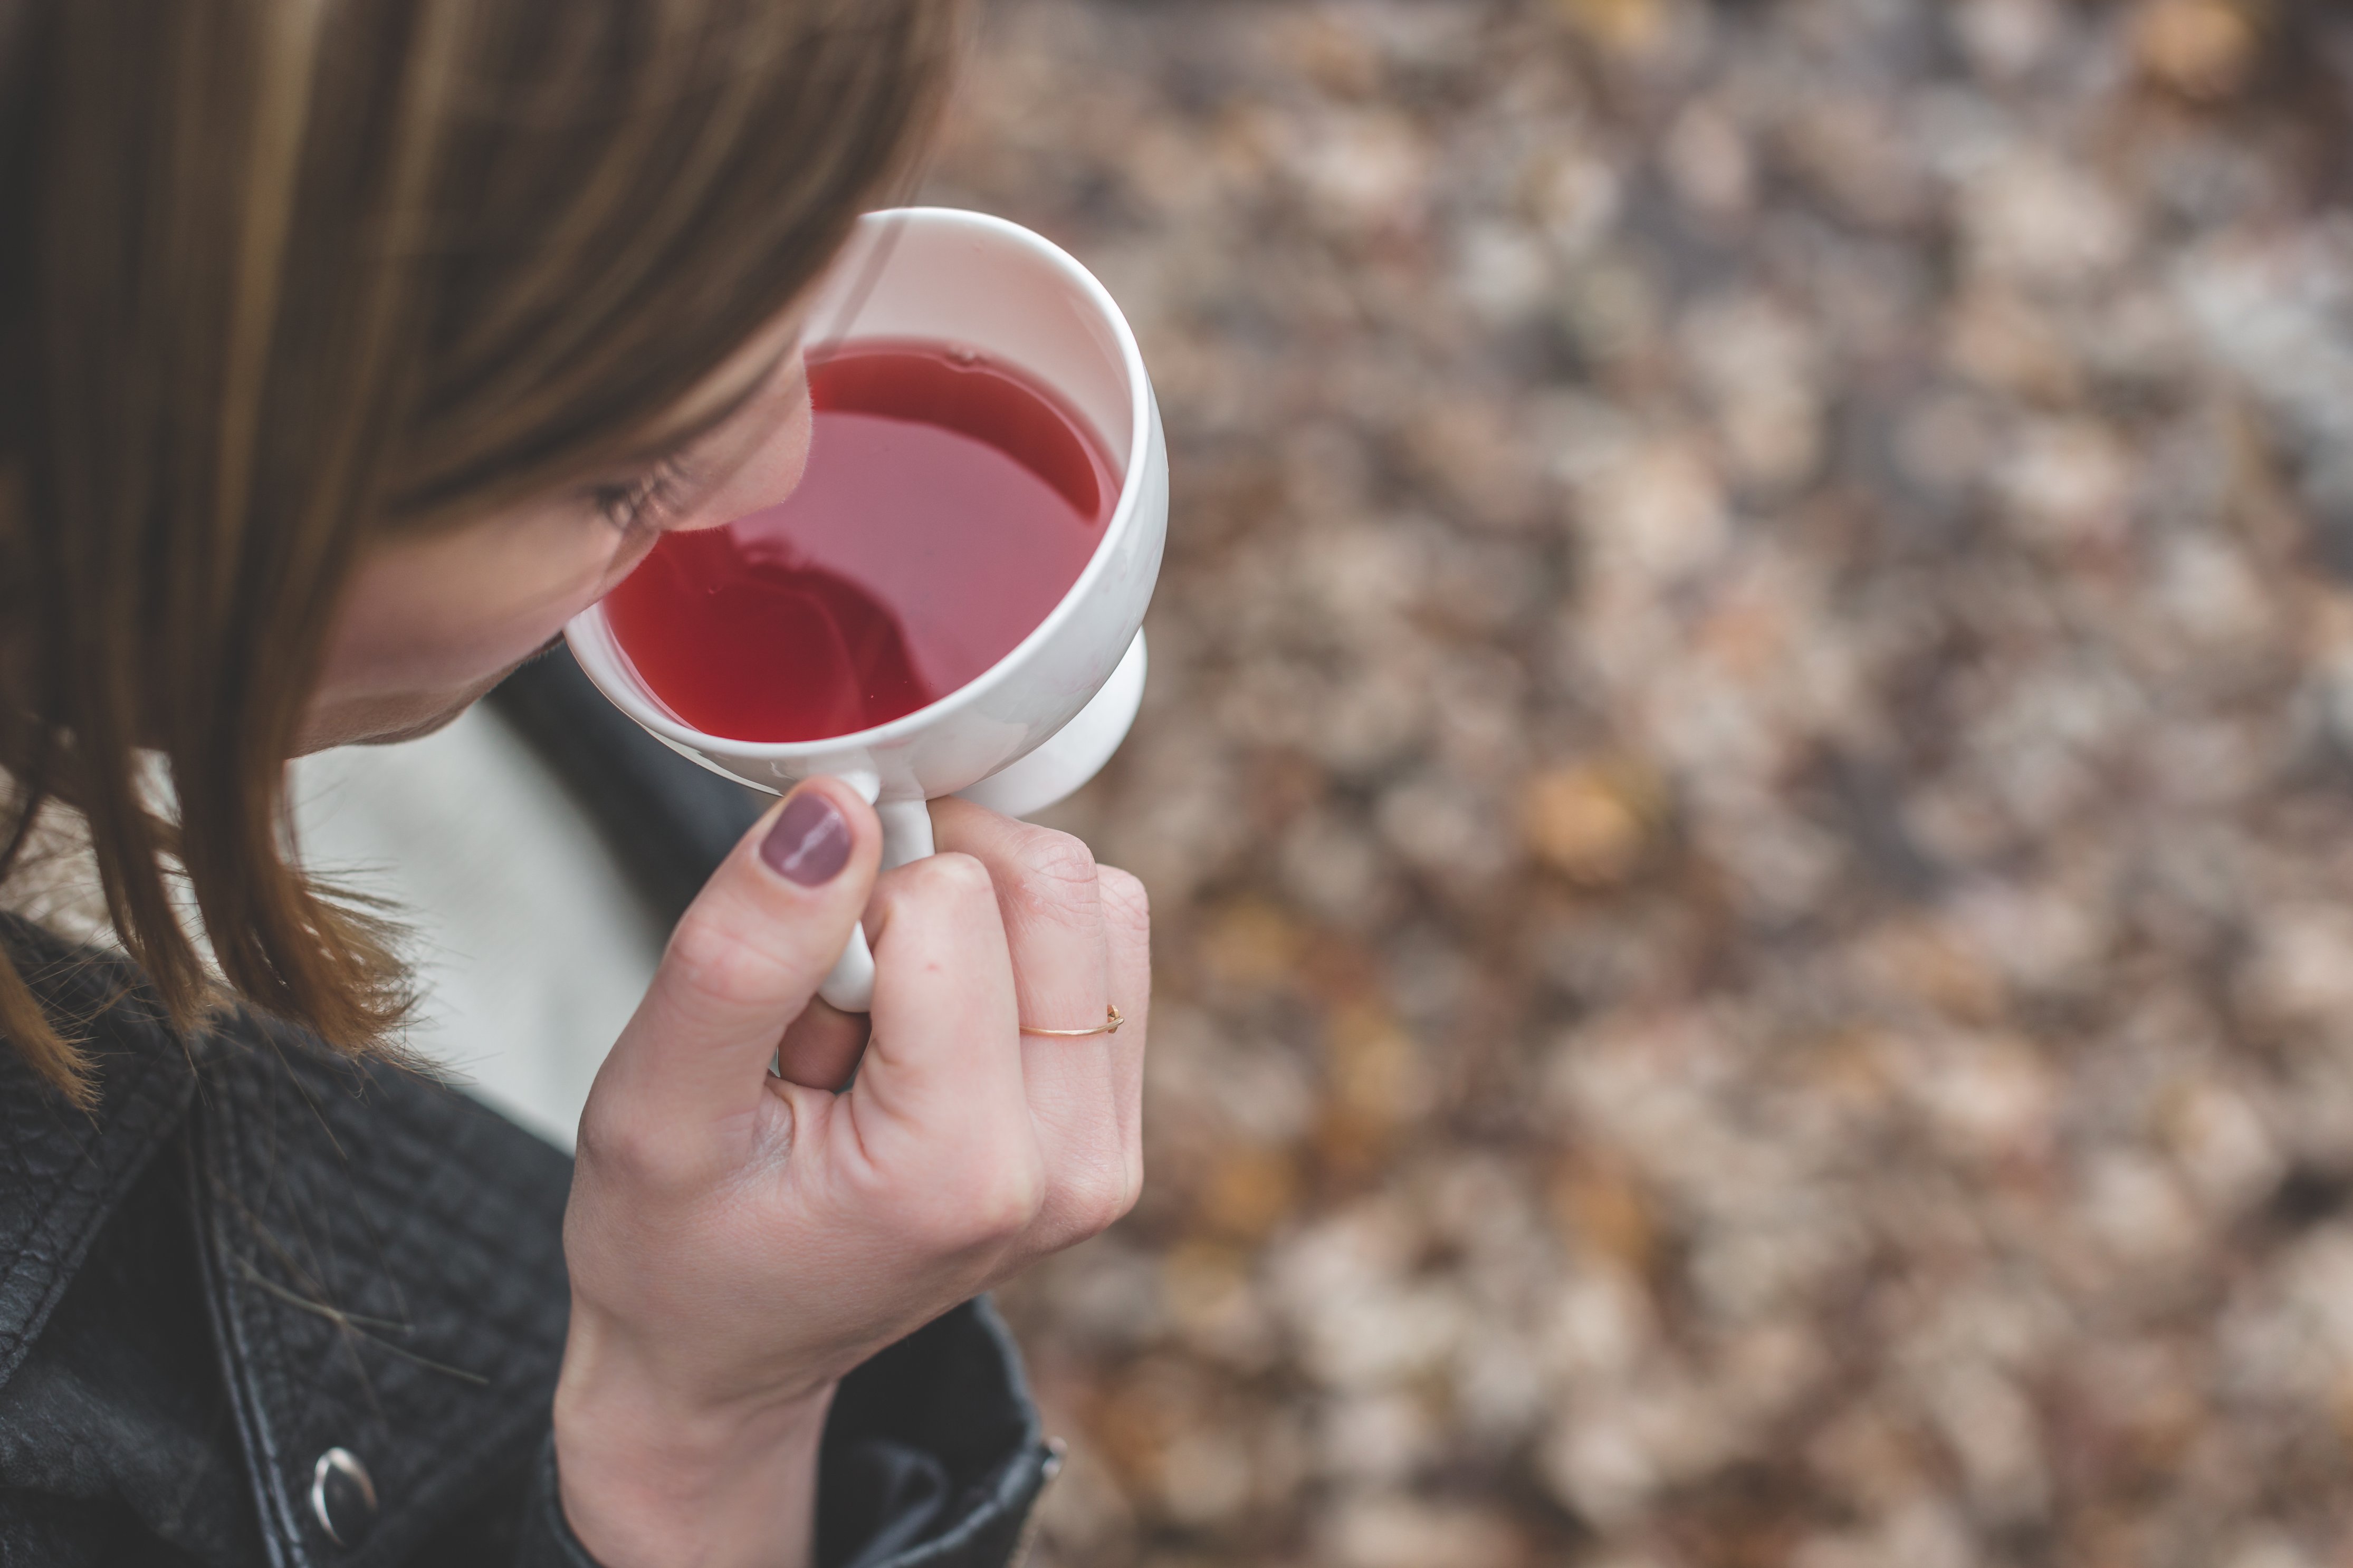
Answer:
922, 1, 2353, 1563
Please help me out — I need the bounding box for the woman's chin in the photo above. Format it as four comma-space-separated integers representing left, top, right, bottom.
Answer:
296, 635, 573, 755
295, 682, 485, 754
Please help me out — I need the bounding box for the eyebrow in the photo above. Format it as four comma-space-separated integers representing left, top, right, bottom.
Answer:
607, 341, 798, 469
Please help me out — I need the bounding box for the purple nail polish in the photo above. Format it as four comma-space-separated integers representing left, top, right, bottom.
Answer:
761, 792, 850, 886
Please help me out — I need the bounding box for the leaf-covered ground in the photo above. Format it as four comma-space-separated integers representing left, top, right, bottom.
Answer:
926, 3, 2353, 1562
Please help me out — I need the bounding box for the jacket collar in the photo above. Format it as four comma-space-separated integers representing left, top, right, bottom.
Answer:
0, 916, 574, 1567
188, 1013, 574, 1568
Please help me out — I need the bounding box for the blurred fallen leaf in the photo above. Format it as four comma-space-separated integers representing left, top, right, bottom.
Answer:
1195, 1144, 1302, 1244
1519, 763, 1659, 887
1329, 1003, 1429, 1123
1313, 1003, 1430, 1179
1197, 897, 1307, 993
2133, 0, 2265, 100
1555, 0, 1668, 57
1859, 917, 2006, 1025
1549, 1155, 1658, 1277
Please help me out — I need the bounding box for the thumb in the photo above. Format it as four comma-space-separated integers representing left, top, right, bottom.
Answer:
598, 777, 881, 1129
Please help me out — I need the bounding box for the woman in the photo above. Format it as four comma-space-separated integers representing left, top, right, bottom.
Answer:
0, 3, 1150, 1565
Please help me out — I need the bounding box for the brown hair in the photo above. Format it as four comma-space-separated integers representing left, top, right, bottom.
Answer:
0, 0, 959, 1099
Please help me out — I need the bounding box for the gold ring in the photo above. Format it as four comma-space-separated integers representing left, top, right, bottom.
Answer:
1020, 1005, 1123, 1038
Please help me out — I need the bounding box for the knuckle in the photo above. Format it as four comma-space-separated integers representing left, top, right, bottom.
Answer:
1008, 830, 1103, 930
664, 908, 794, 1007
963, 1158, 1047, 1244
908, 850, 996, 907
1016, 828, 1101, 900
577, 1113, 693, 1197
1070, 1171, 1133, 1239
1095, 865, 1151, 941
891, 1150, 1044, 1254
1118, 1149, 1146, 1220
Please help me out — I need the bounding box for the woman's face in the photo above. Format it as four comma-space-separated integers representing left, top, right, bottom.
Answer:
299, 310, 815, 753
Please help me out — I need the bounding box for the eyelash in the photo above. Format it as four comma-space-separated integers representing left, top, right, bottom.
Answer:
592, 458, 690, 536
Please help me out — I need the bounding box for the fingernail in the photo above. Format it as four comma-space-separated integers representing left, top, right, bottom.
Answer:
761, 792, 850, 886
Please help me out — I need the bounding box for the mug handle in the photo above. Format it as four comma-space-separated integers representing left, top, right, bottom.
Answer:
815, 774, 933, 1013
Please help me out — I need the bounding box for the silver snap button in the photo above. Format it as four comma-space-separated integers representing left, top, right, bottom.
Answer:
309, 1447, 378, 1547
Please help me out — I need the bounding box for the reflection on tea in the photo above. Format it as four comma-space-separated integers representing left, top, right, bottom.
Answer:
606, 339, 1117, 742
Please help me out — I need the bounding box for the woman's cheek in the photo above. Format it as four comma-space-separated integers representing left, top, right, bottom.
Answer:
672, 358, 814, 534
321, 514, 613, 698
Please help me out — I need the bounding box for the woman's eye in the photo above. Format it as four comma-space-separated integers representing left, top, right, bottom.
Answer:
591, 458, 691, 535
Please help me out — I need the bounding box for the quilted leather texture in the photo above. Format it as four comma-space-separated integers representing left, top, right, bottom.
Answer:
0, 916, 1055, 1568
189, 1019, 573, 1568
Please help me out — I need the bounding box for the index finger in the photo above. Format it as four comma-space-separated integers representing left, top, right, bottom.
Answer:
839, 851, 1028, 1165
929, 797, 1109, 1033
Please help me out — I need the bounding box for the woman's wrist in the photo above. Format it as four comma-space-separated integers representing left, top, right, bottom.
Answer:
553, 1330, 838, 1568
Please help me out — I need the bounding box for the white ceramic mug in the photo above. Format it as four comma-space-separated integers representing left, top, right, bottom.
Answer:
567, 206, 1168, 1011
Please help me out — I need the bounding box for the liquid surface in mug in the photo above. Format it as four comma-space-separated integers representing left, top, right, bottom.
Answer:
604, 338, 1119, 742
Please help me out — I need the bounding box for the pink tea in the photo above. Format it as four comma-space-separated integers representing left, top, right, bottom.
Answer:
605, 339, 1118, 742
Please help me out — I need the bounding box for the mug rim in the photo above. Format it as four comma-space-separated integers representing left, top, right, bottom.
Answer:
568, 204, 1154, 759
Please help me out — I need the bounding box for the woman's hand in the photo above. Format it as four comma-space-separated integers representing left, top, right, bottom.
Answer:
551, 783, 1149, 1568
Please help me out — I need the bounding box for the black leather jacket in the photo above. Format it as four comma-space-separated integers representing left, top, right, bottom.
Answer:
0, 655, 1056, 1566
